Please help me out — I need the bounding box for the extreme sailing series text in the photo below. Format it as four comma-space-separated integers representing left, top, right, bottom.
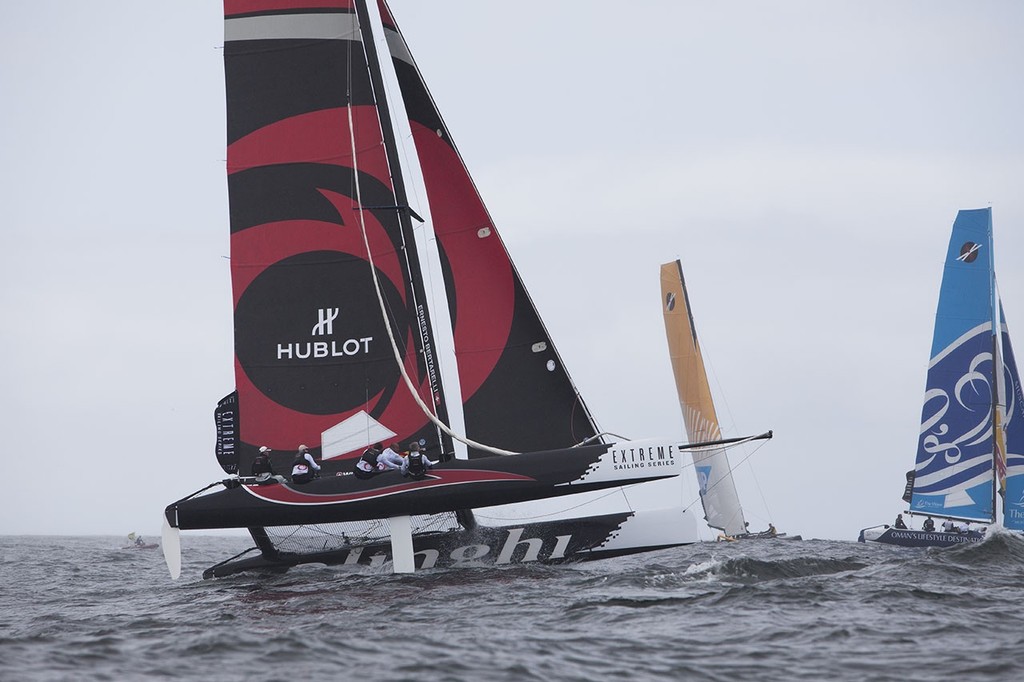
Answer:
611, 444, 677, 470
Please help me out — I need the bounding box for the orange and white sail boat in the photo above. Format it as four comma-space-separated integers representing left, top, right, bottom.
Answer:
660, 260, 791, 540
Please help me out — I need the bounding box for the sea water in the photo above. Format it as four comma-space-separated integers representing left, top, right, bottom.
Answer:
1, 533, 1022, 681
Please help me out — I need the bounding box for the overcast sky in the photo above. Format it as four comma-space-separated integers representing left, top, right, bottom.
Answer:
2, 1, 1023, 543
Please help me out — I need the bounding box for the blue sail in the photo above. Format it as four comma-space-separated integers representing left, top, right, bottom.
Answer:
910, 209, 996, 522
1000, 303, 1024, 530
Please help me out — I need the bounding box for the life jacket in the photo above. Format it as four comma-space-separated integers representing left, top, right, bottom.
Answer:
292, 454, 312, 477
405, 451, 427, 479
353, 449, 381, 479
251, 454, 272, 476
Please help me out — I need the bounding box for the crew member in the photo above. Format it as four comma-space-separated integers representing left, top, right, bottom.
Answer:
378, 442, 405, 471
252, 446, 286, 484
354, 444, 383, 480
401, 442, 437, 479
291, 445, 321, 484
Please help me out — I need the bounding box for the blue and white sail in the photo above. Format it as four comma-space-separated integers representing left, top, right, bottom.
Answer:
909, 208, 997, 522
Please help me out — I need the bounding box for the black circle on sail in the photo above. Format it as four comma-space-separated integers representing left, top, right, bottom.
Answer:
959, 242, 980, 263
234, 251, 411, 415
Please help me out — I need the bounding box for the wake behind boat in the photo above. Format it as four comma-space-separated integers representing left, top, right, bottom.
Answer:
860, 208, 1024, 548
162, 0, 773, 579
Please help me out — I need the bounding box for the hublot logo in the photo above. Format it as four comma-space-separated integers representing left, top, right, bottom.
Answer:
312, 307, 339, 336
233, 251, 406, 414
276, 307, 373, 360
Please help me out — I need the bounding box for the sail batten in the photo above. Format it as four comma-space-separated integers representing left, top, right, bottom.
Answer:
225, 13, 360, 42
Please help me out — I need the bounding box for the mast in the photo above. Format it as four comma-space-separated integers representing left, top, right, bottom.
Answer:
992, 330, 1000, 524
988, 212, 1000, 525
354, 0, 453, 457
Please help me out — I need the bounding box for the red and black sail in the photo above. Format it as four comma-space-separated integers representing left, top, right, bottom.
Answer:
378, 1, 600, 456
219, 0, 599, 474
223, 0, 447, 470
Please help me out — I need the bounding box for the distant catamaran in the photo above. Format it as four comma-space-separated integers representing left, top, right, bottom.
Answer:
161, 0, 773, 579
659, 260, 788, 541
860, 208, 1024, 547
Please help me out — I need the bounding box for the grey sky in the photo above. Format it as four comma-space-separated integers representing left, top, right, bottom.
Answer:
2, 1, 1022, 542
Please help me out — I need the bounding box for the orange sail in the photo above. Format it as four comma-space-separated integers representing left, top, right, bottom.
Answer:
660, 261, 747, 536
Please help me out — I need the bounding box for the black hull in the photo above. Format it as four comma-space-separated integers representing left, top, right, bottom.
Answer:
203, 512, 682, 579
858, 526, 986, 547
166, 441, 683, 531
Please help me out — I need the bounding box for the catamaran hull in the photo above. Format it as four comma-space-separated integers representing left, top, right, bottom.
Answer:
858, 526, 985, 547
167, 441, 684, 531
731, 533, 801, 542
203, 508, 696, 578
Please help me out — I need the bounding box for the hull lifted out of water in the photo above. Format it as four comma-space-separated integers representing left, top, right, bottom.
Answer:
163, 437, 719, 577
202, 511, 688, 579
167, 440, 683, 530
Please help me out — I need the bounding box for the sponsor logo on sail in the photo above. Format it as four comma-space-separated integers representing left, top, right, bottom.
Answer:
276, 307, 373, 360
957, 242, 981, 263
312, 307, 339, 336
696, 465, 712, 495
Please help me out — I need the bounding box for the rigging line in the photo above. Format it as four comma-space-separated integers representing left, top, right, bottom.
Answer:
699, 360, 774, 523
748, 457, 775, 524
682, 437, 773, 519
570, 395, 631, 512
345, 101, 516, 457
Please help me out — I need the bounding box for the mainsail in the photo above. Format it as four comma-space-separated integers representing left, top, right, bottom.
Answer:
908, 208, 1023, 526
660, 260, 747, 536
223, 0, 458, 467
221, 0, 597, 473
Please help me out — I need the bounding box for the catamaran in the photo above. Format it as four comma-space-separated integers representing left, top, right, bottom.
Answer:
660, 260, 790, 541
859, 208, 1024, 547
162, 0, 770, 578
